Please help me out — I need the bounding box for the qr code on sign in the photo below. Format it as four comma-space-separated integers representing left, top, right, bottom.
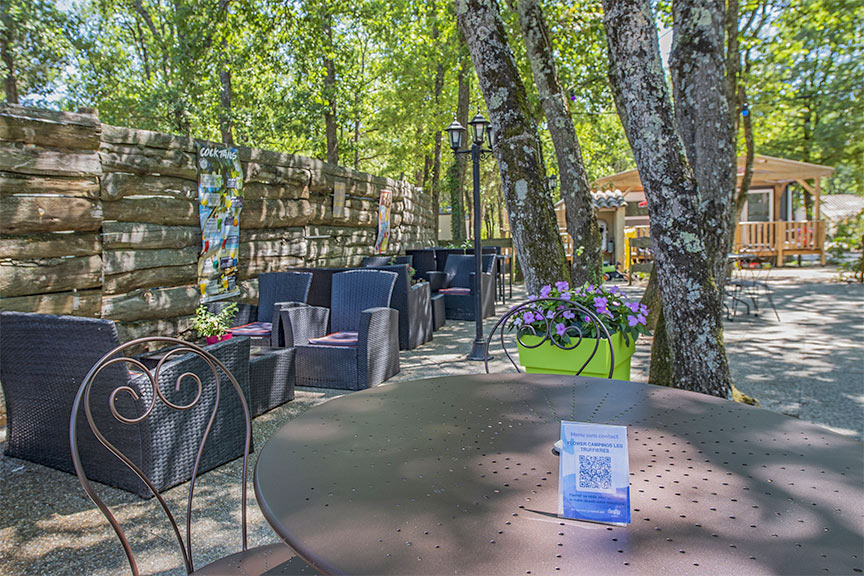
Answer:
579, 455, 612, 491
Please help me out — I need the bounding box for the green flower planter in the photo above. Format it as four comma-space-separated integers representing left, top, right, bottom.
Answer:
516, 332, 636, 380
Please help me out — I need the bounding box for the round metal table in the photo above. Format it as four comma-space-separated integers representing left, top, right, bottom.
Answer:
254, 374, 863, 575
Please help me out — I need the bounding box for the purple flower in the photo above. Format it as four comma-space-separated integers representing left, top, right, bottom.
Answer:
627, 315, 639, 327
522, 311, 536, 324
639, 304, 649, 315
560, 291, 571, 301
583, 315, 592, 323
555, 323, 566, 336
594, 297, 608, 309
608, 286, 621, 295
555, 281, 569, 292
528, 294, 537, 301
546, 310, 555, 319
540, 285, 552, 298
625, 301, 640, 313
586, 284, 596, 294
563, 310, 575, 320
637, 314, 647, 325
513, 317, 523, 327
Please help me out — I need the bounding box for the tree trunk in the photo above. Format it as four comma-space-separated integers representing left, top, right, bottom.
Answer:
219, 68, 234, 146
449, 55, 471, 244
669, 0, 737, 286
323, 16, 338, 165
515, 0, 602, 286
603, 0, 732, 397
430, 17, 445, 238
0, 31, 17, 105
456, 0, 570, 292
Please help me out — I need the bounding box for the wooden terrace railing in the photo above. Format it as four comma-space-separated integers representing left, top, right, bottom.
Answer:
733, 220, 826, 264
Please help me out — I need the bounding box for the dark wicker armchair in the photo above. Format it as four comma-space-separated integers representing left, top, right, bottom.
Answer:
361, 262, 433, 350
281, 270, 400, 390
428, 254, 496, 321
0, 311, 251, 498
212, 271, 312, 346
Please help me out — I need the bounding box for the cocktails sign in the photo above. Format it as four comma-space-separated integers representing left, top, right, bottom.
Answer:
196, 144, 243, 303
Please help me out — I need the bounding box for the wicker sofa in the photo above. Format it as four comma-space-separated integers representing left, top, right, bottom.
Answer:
281, 270, 400, 390
0, 311, 251, 497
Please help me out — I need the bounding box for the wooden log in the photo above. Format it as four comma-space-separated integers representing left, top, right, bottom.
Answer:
0, 288, 102, 316
0, 231, 101, 259
102, 221, 200, 250
101, 172, 197, 201
115, 315, 197, 344
102, 284, 200, 322
0, 254, 102, 297
0, 172, 99, 198
99, 144, 197, 179
103, 245, 199, 275
237, 254, 305, 280
244, 181, 308, 201
100, 124, 196, 151
239, 226, 306, 244
0, 143, 102, 177
245, 162, 311, 191
102, 196, 198, 226
104, 263, 197, 295
0, 105, 100, 150
240, 198, 312, 229
0, 195, 102, 233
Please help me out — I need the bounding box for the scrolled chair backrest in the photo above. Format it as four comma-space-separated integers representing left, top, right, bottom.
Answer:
484, 297, 615, 378
69, 336, 251, 576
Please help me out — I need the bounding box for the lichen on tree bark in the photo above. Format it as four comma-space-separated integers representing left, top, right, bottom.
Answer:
603, 0, 733, 398
515, 0, 603, 286
456, 0, 569, 293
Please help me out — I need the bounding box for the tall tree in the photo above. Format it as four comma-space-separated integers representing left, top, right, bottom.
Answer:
456, 0, 570, 292
515, 0, 603, 285
602, 0, 733, 397
447, 45, 471, 244
0, 0, 71, 105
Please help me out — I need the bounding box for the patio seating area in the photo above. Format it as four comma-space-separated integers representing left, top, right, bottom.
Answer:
0, 265, 860, 575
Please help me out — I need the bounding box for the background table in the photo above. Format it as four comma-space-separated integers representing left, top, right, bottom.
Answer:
255, 374, 863, 575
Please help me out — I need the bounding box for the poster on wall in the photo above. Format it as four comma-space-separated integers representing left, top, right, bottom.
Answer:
196, 143, 244, 303
333, 181, 346, 218
374, 189, 392, 254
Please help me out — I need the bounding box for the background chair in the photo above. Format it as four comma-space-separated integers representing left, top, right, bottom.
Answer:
483, 298, 615, 377
361, 261, 433, 350
282, 270, 400, 390
429, 254, 496, 321
222, 271, 312, 346
360, 255, 412, 267
0, 312, 251, 498
70, 336, 307, 575
405, 249, 437, 281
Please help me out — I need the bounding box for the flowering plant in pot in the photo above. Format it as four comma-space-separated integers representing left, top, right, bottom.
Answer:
191, 303, 238, 344
506, 281, 650, 379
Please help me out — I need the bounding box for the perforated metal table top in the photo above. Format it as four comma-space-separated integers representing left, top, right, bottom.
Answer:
254, 374, 863, 575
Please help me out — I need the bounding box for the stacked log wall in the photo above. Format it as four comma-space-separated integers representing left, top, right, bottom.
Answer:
0, 105, 436, 340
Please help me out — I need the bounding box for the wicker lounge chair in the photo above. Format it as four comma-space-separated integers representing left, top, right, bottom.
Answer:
282, 270, 400, 390
429, 254, 496, 321
213, 271, 312, 347
0, 311, 251, 498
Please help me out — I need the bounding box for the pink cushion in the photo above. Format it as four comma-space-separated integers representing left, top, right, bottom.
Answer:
439, 287, 471, 295
308, 331, 359, 347
230, 321, 272, 337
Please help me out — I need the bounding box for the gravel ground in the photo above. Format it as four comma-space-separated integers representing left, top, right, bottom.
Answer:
1, 265, 861, 574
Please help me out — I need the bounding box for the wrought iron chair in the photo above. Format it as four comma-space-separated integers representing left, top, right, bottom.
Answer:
484, 298, 615, 377
69, 336, 312, 575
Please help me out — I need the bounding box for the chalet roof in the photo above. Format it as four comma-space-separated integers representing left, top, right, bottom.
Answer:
591, 155, 835, 192
554, 190, 627, 211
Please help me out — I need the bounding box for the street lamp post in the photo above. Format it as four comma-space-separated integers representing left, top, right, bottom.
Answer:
446, 111, 493, 361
